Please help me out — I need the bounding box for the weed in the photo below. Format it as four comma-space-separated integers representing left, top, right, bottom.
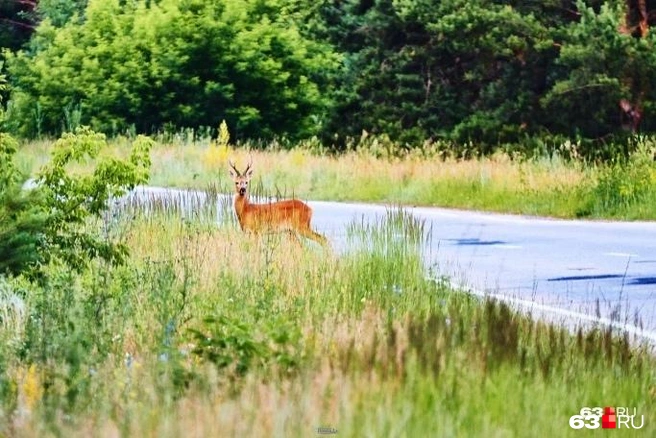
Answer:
2, 146, 655, 435
589, 140, 656, 215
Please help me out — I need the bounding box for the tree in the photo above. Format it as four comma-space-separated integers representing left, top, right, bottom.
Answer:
35, 127, 152, 272
0, 0, 89, 53
1, 96, 152, 277
0, 178, 47, 277
319, 0, 555, 149
6, 0, 340, 140
38, 0, 88, 27
0, 70, 47, 275
543, 1, 656, 142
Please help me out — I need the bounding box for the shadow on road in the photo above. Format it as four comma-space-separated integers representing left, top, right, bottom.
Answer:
547, 274, 624, 282
627, 277, 656, 285
447, 238, 507, 246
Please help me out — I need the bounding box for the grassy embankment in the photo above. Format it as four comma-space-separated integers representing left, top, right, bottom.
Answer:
16, 136, 656, 220
1, 195, 654, 436
3, 136, 654, 435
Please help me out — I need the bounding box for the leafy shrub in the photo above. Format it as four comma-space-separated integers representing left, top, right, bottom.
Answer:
35, 126, 152, 273
188, 314, 302, 377
0, 113, 48, 276
2, 125, 152, 277
0, 182, 47, 276
0, 125, 152, 418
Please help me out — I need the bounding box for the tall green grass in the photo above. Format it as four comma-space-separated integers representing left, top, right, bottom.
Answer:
0, 193, 653, 436
16, 135, 656, 219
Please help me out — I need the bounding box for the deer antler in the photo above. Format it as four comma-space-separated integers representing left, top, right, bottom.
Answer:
228, 159, 241, 176
244, 154, 253, 175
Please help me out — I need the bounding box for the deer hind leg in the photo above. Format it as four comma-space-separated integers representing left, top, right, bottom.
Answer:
298, 225, 329, 248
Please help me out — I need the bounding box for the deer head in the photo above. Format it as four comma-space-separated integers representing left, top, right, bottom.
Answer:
228, 157, 253, 197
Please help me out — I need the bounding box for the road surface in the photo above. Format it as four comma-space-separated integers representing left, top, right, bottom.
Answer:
124, 187, 656, 343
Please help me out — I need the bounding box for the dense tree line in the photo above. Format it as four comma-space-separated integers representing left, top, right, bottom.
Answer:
319, 0, 656, 152
2, 0, 656, 154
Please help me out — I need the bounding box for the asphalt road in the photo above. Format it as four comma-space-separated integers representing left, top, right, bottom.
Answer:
125, 187, 656, 343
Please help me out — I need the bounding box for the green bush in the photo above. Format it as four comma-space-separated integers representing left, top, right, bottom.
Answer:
188, 314, 302, 377
0, 182, 47, 277
1, 126, 152, 277
0, 70, 46, 276
6, 0, 339, 140
589, 140, 656, 213
0, 124, 153, 418
35, 126, 152, 272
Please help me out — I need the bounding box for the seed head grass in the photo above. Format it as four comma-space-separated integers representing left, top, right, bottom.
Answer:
19, 137, 642, 219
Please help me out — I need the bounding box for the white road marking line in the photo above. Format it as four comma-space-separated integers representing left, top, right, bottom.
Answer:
445, 279, 656, 344
603, 252, 639, 258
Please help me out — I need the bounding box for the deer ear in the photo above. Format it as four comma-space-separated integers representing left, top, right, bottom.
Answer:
245, 168, 253, 178
229, 168, 237, 178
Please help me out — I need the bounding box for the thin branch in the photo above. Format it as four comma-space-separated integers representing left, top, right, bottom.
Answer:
555, 7, 582, 18
0, 18, 36, 30
7, 0, 38, 6
552, 83, 615, 95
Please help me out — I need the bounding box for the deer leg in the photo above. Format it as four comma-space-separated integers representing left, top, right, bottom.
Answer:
298, 226, 329, 248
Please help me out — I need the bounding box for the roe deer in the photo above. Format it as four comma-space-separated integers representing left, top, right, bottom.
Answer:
228, 158, 328, 246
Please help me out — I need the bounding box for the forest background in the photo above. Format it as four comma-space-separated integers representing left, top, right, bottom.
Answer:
2, 0, 656, 159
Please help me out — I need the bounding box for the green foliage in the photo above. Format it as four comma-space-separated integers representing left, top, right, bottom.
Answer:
38, 0, 89, 27
34, 126, 152, 272
316, 0, 656, 154
0, 0, 86, 53
543, 1, 656, 140
1, 125, 152, 278
24, 268, 100, 411
188, 314, 302, 377
0, 125, 153, 414
5, 0, 656, 155
0, 182, 47, 277
320, 0, 556, 148
0, 0, 37, 52
588, 139, 656, 214
6, 0, 339, 140
0, 68, 46, 276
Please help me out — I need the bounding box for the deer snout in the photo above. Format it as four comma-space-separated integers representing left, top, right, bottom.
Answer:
239, 187, 247, 196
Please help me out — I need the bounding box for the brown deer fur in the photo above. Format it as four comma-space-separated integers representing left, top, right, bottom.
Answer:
228, 159, 328, 246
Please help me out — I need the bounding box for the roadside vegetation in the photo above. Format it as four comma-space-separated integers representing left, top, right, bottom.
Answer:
1, 167, 654, 435
1, 127, 654, 435
16, 133, 656, 220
